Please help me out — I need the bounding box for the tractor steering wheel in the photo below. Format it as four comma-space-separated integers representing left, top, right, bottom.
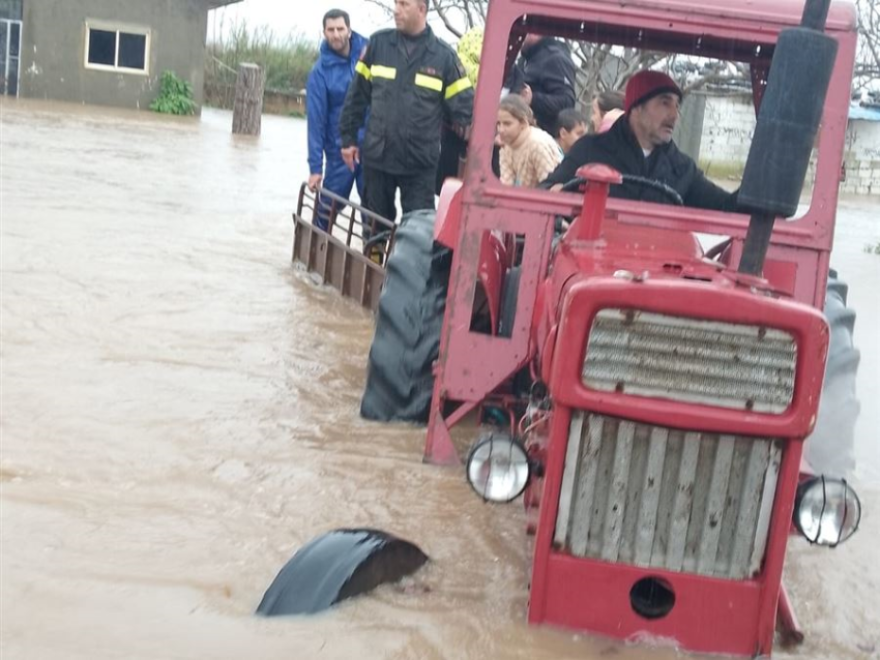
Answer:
558, 174, 684, 206
559, 176, 586, 193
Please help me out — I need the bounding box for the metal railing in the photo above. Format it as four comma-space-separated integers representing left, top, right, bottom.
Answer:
291, 183, 398, 311
295, 183, 398, 262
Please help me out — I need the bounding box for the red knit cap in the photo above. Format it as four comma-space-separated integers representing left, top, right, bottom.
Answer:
624, 71, 683, 113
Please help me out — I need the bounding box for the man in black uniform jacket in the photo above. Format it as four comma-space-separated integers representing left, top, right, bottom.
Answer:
339, 0, 474, 224
541, 71, 738, 212
518, 34, 577, 135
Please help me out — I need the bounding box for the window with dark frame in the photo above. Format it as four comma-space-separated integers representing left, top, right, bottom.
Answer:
87, 29, 115, 66
118, 32, 146, 70
1, 1, 23, 96
85, 24, 149, 73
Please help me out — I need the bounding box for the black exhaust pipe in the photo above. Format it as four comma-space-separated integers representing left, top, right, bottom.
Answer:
737, 0, 838, 275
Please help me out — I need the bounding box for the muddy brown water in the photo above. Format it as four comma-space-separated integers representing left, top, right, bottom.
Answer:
1, 100, 878, 660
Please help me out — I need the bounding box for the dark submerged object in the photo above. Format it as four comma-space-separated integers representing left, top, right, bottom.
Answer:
256, 528, 429, 616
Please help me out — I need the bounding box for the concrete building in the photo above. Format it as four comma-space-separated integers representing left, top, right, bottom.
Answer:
0, 0, 240, 111
697, 95, 880, 196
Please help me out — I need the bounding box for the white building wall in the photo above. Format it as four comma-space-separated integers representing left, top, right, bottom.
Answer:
841, 119, 880, 196
695, 95, 880, 196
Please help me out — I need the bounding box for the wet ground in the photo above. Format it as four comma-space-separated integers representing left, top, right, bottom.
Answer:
1, 100, 878, 659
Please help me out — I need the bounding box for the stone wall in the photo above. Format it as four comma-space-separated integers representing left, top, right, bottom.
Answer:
841, 118, 880, 196
695, 94, 880, 196
205, 83, 305, 117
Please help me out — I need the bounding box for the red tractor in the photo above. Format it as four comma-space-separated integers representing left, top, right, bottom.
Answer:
285, 0, 862, 655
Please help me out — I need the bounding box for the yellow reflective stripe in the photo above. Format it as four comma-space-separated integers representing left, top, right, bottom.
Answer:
371, 65, 397, 80
355, 61, 372, 81
445, 76, 473, 100
415, 73, 443, 92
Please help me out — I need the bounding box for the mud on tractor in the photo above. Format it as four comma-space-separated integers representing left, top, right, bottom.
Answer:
286, 0, 862, 655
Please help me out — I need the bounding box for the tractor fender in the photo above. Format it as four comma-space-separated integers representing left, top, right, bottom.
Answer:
434, 178, 464, 250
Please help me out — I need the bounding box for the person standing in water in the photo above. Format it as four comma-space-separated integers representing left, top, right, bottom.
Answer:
306, 9, 369, 231
338, 0, 474, 224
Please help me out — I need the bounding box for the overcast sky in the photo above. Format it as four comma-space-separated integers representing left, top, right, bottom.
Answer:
207, 1, 458, 44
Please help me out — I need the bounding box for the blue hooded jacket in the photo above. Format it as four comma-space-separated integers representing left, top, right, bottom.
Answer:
307, 31, 368, 175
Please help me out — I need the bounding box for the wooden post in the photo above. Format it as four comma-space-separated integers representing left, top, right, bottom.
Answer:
232, 63, 264, 136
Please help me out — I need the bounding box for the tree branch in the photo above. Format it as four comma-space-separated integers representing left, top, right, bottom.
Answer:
856, 0, 880, 82
430, 0, 464, 38
683, 72, 750, 94
362, 0, 394, 17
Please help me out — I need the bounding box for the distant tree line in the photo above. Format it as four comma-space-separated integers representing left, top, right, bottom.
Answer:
205, 20, 319, 102
204, 2, 878, 109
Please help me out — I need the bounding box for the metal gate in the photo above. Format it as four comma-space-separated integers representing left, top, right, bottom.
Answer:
1, 19, 22, 97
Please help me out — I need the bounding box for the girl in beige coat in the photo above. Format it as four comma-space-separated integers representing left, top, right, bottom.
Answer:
496, 94, 562, 188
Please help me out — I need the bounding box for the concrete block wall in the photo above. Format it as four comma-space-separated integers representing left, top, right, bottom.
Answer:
698, 94, 756, 179
695, 94, 880, 196
841, 120, 880, 195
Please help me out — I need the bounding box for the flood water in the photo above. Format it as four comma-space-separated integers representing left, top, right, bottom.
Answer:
1, 100, 878, 660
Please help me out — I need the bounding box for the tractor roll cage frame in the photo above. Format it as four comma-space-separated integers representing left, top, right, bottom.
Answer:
426, 0, 857, 464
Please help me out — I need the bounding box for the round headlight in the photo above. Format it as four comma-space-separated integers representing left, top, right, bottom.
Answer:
793, 476, 862, 547
466, 433, 531, 503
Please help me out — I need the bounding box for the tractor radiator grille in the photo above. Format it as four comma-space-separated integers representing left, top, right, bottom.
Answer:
582, 309, 796, 413
554, 412, 782, 580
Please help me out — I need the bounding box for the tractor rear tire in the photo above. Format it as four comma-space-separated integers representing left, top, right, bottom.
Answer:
360, 210, 451, 423
805, 271, 861, 477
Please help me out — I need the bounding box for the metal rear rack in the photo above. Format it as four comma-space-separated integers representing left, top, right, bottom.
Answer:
291, 183, 395, 312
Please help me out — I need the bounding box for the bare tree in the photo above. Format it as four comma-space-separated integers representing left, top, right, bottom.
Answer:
369, 0, 880, 103
855, 0, 880, 96
364, 0, 484, 37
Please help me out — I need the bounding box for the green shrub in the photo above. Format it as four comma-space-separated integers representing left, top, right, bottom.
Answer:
150, 71, 197, 115
864, 241, 880, 255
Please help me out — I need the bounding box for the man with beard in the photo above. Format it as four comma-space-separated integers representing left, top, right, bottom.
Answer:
306, 9, 369, 231
542, 70, 738, 211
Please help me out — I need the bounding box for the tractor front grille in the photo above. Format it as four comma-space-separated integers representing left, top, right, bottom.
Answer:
582, 309, 797, 413
554, 412, 782, 580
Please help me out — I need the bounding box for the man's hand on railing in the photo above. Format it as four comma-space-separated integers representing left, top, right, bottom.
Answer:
307, 174, 323, 192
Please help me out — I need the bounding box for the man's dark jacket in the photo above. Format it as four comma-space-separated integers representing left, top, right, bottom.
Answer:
339, 26, 474, 175
521, 37, 576, 134
541, 115, 738, 211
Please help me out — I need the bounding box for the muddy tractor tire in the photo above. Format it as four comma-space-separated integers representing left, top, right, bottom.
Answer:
806, 271, 861, 477
360, 210, 451, 423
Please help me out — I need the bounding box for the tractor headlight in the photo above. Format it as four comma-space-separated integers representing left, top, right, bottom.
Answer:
466, 433, 530, 503
793, 476, 861, 547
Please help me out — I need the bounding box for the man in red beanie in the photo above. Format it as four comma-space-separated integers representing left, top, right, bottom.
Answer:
541, 70, 738, 211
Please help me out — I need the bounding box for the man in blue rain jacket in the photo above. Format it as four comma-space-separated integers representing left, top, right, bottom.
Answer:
306, 9, 368, 231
